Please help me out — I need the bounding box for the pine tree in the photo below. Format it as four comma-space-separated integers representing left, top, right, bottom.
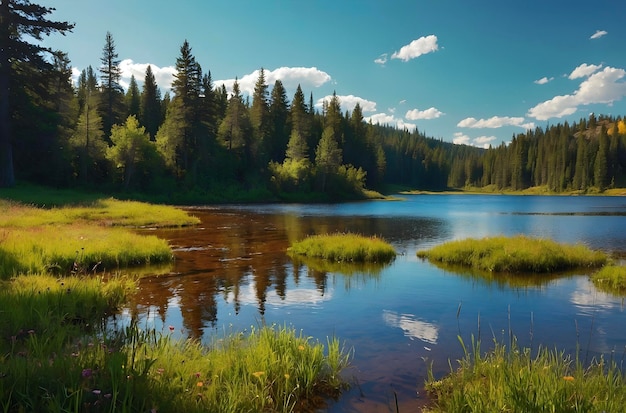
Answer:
268, 79, 290, 162
139, 65, 162, 140
125, 75, 141, 117
315, 126, 342, 191
250, 68, 270, 167
99, 31, 124, 137
0, 0, 73, 187
594, 127, 609, 190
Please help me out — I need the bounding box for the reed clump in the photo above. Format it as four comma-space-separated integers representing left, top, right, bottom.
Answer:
416, 235, 607, 273
424, 336, 626, 412
591, 264, 626, 294
288, 232, 396, 263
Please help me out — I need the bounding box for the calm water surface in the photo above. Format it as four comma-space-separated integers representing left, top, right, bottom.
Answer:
124, 194, 626, 412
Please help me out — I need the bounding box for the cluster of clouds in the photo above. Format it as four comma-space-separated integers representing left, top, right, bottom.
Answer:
96, 29, 625, 150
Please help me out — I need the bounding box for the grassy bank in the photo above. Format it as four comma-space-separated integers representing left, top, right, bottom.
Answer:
424, 336, 626, 412
591, 264, 626, 294
417, 235, 607, 273
0, 276, 351, 412
288, 233, 396, 263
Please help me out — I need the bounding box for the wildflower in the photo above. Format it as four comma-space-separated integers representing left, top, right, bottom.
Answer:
563, 376, 575, 382
168, 325, 175, 332
104, 393, 112, 399
197, 381, 203, 387
82, 368, 93, 378
298, 345, 305, 351
92, 389, 101, 395
252, 371, 265, 378
157, 368, 165, 375
284, 373, 290, 379
194, 372, 201, 378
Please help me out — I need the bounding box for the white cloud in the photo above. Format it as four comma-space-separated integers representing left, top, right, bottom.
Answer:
457, 116, 528, 129
118, 59, 177, 92
453, 133, 498, 149
528, 66, 626, 120
374, 53, 388, 65
316, 94, 377, 113
590, 30, 608, 40
382, 310, 439, 344
215, 66, 331, 96
405, 107, 444, 120
452, 132, 470, 145
391, 35, 439, 62
534, 76, 553, 85
365, 112, 417, 131
474, 135, 498, 148
568, 63, 602, 80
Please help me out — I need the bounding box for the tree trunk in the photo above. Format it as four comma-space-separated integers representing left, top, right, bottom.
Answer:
0, 60, 15, 188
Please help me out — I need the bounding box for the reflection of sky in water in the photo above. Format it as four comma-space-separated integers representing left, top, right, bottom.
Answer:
225, 279, 332, 308
569, 277, 624, 315
382, 309, 439, 345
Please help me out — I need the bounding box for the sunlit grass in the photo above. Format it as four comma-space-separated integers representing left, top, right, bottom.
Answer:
591, 264, 626, 294
424, 336, 626, 412
416, 235, 607, 273
288, 232, 396, 263
0, 198, 199, 228
0, 321, 351, 413
0, 224, 172, 277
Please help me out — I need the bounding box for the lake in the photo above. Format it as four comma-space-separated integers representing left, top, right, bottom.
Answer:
123, 194, 626, 412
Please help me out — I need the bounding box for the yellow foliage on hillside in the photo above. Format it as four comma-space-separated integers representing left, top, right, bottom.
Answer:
608, 119, 626, 136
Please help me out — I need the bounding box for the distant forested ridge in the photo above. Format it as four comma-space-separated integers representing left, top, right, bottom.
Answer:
2, 17, 626, 198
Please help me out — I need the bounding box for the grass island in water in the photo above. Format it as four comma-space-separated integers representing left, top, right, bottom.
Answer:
416, 235, 608, 273
288, 232, 396, 263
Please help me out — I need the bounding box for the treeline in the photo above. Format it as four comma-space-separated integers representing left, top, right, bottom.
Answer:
447, 114, 626, 192
5, 22, 626, 198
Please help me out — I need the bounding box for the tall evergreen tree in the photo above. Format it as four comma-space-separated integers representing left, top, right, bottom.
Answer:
156, 40, 205, 181
268, 79, 290, 162
139, 65, 162, 140
125, 75, 141, 118
250, 68, 270, 167
0, 0, 73, 187
315, 126, 342, 191
99, 31, 124, 137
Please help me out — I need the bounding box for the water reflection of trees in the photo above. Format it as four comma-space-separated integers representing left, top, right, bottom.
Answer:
423, 260, 588, 290
128, 209, 444, 338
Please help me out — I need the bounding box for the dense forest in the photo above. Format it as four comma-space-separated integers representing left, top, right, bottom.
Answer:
2, 2, 626, 201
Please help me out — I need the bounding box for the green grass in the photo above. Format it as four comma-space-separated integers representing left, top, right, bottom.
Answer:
424, 336, 626, 412
417, 235, 608, 273
0, 197, 199, 228
0, 224, 173, 278
288, 232, 396, 263
590, 264, 626, 294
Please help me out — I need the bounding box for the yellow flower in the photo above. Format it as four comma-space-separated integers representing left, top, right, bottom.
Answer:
284, 373, 290, 379
563, 376, 575, 382
196, 381, 203, 387
297, 345, 305, 351
252, 371, 265, 378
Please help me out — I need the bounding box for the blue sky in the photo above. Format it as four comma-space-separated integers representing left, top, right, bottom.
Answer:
37, 0, 626, 147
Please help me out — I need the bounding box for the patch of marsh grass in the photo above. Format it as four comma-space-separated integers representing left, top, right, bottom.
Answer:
0, 322, 351, 413
424, 336, 626, 412
0, 198, 199, 228
0, 224, 172, 277
417, 235, 607, 273
591, 264, 626, 294
288, 232, 396, 263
